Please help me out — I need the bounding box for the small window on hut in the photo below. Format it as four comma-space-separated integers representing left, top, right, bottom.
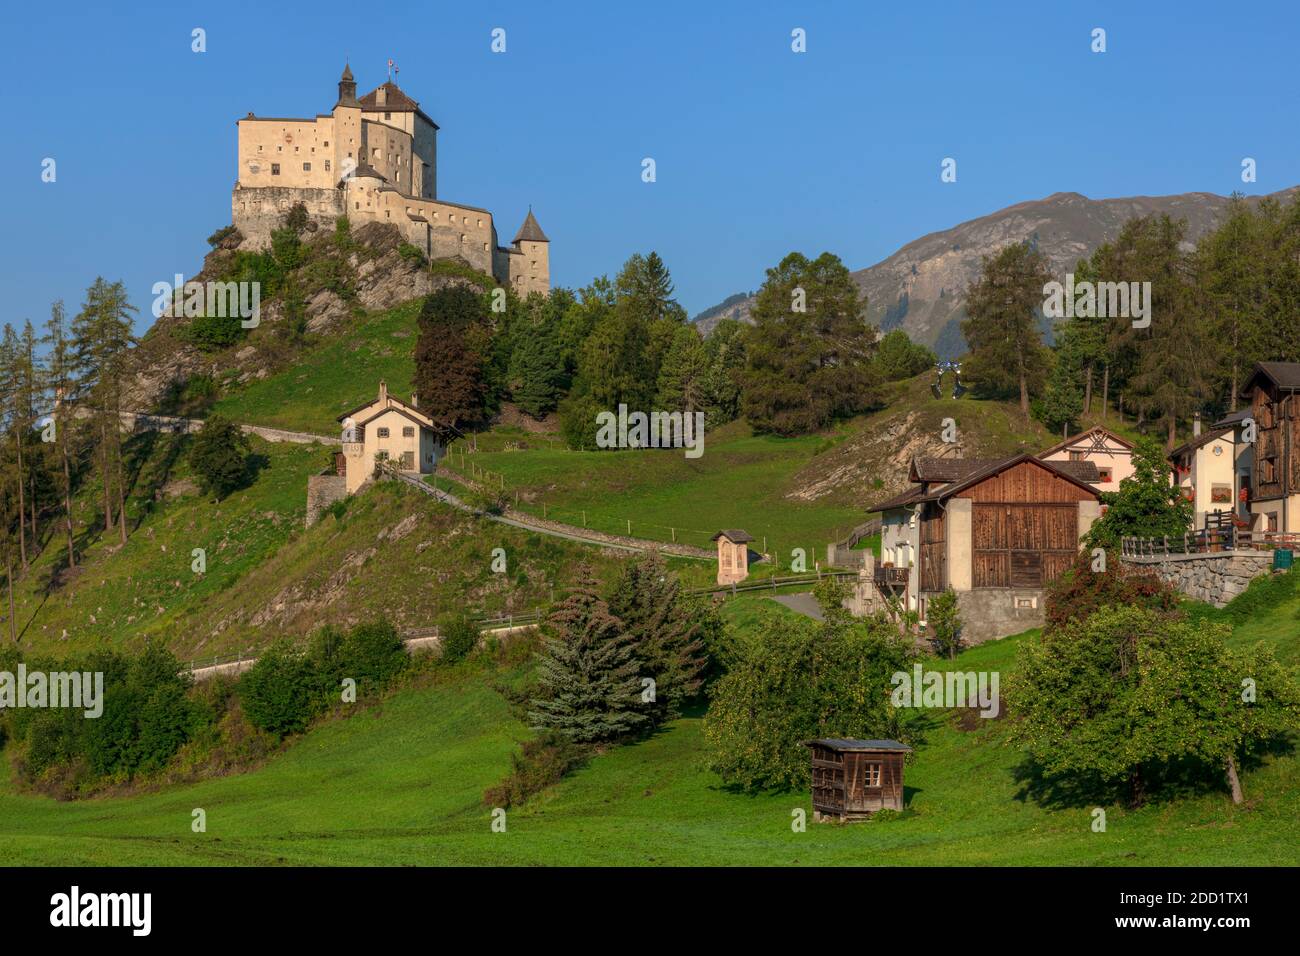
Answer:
863, 763, 882, 788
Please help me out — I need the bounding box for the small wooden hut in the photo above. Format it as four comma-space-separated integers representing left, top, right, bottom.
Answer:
804, 738, 911, 821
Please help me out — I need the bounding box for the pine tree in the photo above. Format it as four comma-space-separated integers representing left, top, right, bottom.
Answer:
508, 306, 565, 419
1037, 356, 1084, 435
654, 323, 709, 413
961, 242, 1051, 415
740, 251, 880, 436
605, 554, 709, 725
528, 569, 647, 743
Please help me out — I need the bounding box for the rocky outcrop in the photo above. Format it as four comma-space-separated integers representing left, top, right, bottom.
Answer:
121, 220, 484, 412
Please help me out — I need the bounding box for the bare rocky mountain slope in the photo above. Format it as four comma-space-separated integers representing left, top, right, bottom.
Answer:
694, 187, 1300, 358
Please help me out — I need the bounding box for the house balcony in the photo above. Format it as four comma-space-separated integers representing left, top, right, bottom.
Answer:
874, 566, 909, 589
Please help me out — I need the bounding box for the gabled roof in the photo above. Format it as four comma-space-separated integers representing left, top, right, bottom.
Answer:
1169, 427, 1232, 461
711, 529, 754, 543
359, 81, 439, 129
910, 457, 1002, 483
512, 209, 549, 244
1241, 361, 1300, 398
1037, 425, 1134, 458
1211, 409, 1251, 429
869, 453, 1100, 513
337, 390, 432, 428
803, 739, 913, 753
866, 486, 927, 513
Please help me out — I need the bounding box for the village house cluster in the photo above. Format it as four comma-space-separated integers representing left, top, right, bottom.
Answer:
845, 360, 1300, 641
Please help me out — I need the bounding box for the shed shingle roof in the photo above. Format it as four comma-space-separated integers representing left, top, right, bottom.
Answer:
803, 739, 913, 753
711, 529, 754, 543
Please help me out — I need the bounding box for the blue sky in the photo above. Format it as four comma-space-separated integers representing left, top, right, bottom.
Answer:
5, 0, 1298, 333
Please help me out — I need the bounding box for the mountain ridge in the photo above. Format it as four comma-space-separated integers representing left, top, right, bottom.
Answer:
693, 186, 1300, 358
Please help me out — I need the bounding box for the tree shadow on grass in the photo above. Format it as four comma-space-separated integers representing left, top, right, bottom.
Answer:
1011, 734, 1296, 810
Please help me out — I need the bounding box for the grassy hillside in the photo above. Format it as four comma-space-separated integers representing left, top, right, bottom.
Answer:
2, 596, 1295, 866
209, 299, 423, 435
9, 428, 655, 660
436, 375, 1060, 554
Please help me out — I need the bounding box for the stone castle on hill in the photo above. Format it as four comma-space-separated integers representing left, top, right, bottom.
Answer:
231, 65, 550, 295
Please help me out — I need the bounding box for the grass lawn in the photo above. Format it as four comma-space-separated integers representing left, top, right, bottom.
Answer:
2, 596, 1295, 866
440, 421, 870, 555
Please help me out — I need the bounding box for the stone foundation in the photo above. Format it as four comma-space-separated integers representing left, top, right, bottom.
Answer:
306, 474, 347, 527
1121, 552, 1274, 607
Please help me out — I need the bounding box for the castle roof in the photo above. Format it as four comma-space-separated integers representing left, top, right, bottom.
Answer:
512, 209, 549, 244
341, 63, 354, 81
360, 81, 439, 129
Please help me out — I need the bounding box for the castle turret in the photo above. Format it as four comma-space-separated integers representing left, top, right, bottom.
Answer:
509, 208, 551, 296
337, 62, 359, 107
333, 63, 363, 184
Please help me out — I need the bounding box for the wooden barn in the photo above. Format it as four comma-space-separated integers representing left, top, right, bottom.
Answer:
1240, 361, 1300, 533
805, 739, 911, 820
870, 453, 1102, 643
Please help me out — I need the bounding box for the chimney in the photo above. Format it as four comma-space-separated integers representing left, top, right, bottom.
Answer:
1193, 411, 1202, 438
379, 380, 388, 404
411, 393, 419, 409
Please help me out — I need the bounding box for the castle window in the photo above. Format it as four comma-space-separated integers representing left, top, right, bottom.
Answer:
325, 160, 331, 171
271, 164, 280, 176
257, 145, 263, 151
377, 427, 390, 439
303, 162, 311, 171
277, 145, 282, 151
385, 111, 392, 120
324, 141, 329, 146
402, 427, 415, 437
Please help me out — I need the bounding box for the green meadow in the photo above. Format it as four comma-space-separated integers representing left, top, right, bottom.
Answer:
1, 597, 1295, 866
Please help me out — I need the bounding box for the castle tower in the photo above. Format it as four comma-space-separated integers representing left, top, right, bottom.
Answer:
337, 63, 359, 106
510, 208, 550, 296
333, 63, 363, 183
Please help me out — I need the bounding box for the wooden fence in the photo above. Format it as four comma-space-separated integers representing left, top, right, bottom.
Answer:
1122, 529, 1300, 558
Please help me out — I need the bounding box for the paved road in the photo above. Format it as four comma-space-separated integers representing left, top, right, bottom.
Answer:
770, 592, 824, 621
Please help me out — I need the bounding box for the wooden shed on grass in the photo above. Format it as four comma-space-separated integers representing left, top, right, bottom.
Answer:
805, 739, 911, 821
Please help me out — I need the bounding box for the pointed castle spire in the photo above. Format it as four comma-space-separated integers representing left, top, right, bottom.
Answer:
337, 62, 359, 107
512, 207, 549, 245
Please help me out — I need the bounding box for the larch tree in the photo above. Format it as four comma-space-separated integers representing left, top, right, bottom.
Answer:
42, 301, 78, 568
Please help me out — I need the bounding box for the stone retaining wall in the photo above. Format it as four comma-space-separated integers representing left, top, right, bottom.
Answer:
1121, 551, 1274, 607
